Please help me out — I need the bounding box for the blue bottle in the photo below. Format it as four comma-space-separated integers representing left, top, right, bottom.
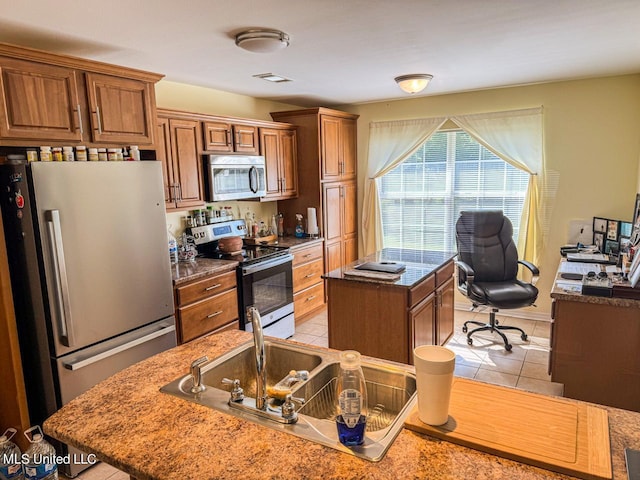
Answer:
336, 350, 368, 446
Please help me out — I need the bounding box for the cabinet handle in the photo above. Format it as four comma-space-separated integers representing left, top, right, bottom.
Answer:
303, 254, 312, 258
176, 183, 182, 201
76, 105, 84, 135
282, 177, 286, 191
94, 106, 103, 134
206, 310, 223, 319
304, 273, 315, 278
306, 295, 316, 302
205, 283, 222, 291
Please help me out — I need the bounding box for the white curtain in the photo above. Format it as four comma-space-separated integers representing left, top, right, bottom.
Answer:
451, 107, 544, 264
362, 117, 446, 254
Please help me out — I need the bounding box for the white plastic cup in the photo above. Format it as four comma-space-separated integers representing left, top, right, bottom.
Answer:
413, 345, 456, 426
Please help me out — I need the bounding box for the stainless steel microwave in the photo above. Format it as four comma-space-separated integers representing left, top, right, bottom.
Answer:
206, 155, 266, 201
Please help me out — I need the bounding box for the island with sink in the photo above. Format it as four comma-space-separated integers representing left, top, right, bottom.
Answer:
43, 328, 640, 480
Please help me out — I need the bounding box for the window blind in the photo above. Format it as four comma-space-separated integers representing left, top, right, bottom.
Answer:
380, 130, 529, 253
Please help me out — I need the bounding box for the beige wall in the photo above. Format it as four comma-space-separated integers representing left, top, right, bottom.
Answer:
341, 75, 640, 318
154, 80, 302, 237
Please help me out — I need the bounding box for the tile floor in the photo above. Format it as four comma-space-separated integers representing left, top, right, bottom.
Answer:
67, 306, 562, 479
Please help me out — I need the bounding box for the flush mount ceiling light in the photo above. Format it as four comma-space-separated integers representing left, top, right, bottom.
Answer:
253, 73, 291, 83
394, 74, 433, 94
235, 29, 290, 53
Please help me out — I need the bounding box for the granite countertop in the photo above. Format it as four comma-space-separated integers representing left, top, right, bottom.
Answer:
171, 258, 238, 286
267, 235, 324, 250
45, 330, 640, 480
323, 248, 456, 288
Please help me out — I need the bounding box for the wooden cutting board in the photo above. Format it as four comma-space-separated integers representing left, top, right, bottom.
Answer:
404, 378, 612, 480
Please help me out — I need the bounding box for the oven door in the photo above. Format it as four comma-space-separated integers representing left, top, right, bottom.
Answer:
239, 254, 294, 331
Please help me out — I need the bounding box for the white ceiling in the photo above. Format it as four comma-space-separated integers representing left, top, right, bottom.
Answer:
1, 0, 640, 107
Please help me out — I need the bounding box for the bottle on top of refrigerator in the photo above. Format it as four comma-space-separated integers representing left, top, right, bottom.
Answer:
23, 426, 58, 480
335, 350, 368, 446
0, 428, 24, 480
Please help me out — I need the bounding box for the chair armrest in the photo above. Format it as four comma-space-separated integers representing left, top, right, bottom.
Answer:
455, 260, 475, 287
518, 260, 540, 285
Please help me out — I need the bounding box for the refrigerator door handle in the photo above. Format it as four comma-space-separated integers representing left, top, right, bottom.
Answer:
46, 209, 75, 347
62, 324, 176, 371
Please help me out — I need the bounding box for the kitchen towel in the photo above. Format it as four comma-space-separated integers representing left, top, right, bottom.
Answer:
307, 207, 319, 235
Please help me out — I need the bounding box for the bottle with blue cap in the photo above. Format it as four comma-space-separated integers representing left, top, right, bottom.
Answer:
335, 350, 368, 446
0, 428, 24, 480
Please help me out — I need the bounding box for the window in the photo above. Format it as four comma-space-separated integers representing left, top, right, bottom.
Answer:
379, 130, 529, 253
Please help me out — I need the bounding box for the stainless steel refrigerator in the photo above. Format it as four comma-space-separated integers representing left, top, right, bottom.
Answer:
0, 161, 176, 477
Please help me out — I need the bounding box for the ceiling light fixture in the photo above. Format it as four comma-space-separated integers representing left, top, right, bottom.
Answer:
394, 74, 433, 94
235, 29, 290, 53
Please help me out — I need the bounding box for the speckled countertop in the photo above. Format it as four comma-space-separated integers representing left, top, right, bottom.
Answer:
323, 248, 456, 288
266, 235, 324, 250
43, 330, 640, 480
171, 258, 238, 286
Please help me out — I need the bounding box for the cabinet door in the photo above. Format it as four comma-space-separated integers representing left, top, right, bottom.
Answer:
203, 120, 232, 152
342, 181, 357, 238
324, 241, 342, 274
233, 124, 259, 154
0, 58, 82, 141
279, 129, 298, 198
320, 115, 341, 180
437, 276, 455, 345
85, 72, 155, 144
156, 117, 175, 207
260, 128, 282, 199
341, 118, 357, 179
323, 183, 343, 244
169, 118, 204, 209
410, 293, 436, 356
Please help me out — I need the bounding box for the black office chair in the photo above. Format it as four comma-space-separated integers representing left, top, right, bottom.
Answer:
455, 210, 539, 351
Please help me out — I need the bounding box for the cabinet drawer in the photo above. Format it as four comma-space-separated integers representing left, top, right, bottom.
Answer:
178, 289, 238, 343
409, 274, 435, 308
175, 270, 236, 306
435, 261, 454, 287
293, 259, 323, 292
292, 243, 324, 267
294, 282, 325, 319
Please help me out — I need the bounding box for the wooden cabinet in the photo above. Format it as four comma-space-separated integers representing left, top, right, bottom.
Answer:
85, 73, 155, 145
291, 242, 325, 322
323, 180, 357, 272
203, 119, 259, 154
270, 107, 359, 272
327, 257, 455, 364
320, 115, 357, 181
260, 126, 298, 200
157, 110, 205, 210
174, 269, 238, 344
0, 43, 161, 146
549, 295, 640, 412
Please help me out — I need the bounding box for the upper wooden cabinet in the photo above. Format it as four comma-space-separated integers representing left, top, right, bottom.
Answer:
157, 110, 205, 211
203, 120, 259, 154
260, 126, 298, 201
85, 73, 155, 145
0, 42, 162, 146
320, 115, 357, 181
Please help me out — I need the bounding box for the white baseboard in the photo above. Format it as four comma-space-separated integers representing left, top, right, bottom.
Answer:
455, 302, 551, 322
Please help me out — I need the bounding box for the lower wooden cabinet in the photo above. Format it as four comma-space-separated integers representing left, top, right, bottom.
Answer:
291, 242, 325, 323
327, 258, 455, 365
174, 269, 238, 343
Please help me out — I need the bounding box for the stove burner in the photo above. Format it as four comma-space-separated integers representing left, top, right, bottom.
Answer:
199, 243, 290, 265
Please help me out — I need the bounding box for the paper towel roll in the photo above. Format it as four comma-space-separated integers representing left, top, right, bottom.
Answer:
307, 207, 319, 235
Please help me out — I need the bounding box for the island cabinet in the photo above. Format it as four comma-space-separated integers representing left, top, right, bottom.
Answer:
0, 43, 161, 146
260, 125, 298, 200
174, 269, 238, 344
270, 108, 359, 273
325, 253, 456, 365
203, 119, 259, 154
291, 241, 325, 322
156, 109, 205, 210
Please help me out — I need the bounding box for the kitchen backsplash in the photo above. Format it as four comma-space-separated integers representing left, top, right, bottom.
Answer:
166, 200, 278, 239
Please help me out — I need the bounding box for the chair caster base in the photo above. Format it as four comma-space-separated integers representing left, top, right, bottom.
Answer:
467, 337, 473, 346
521, 333, 528, 341
462, 325, 468, 333
505, 343, 513, 351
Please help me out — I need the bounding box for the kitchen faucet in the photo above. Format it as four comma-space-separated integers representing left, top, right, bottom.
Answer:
248, 306, 267, 410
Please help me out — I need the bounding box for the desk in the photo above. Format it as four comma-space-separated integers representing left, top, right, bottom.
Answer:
550, 260, 640, 412
323, 248, 456, 364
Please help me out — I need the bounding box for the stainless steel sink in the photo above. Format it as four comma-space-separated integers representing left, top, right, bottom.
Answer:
160, 338, 417, 461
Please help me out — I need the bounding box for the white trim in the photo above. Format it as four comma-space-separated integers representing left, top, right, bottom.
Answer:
455, 302, 551, 322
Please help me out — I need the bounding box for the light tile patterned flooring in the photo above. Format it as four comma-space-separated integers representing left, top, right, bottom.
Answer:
69, 306, 561, 479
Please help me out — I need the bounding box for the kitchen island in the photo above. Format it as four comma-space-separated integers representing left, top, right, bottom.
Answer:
323, 248, 456, 364
43, 329, 640, 480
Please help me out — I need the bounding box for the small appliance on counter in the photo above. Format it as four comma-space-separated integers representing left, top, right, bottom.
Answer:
189, 219, 295, 339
